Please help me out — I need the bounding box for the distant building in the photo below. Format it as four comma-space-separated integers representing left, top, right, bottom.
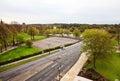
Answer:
53, 26, 57, 29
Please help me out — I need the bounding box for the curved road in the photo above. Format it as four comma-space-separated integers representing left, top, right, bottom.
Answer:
0, 42, 83, 81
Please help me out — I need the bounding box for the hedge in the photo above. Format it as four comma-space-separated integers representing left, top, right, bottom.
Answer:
0, 41, 79, 66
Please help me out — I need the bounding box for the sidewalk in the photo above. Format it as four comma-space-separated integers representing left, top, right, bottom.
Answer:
60, 52, 90, 81
0, 46, 18, 55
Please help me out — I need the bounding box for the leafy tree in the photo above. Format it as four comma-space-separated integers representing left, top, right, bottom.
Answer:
28, 27, 39, 40
8, 25, 18, 46
73, 28, 80, 38
59, 29, 64, 37
44, 29, 51, 37
0, 43, 2, 52
25, 40, 33, 48
16, 34, 25, 45
63, 29, 71, 36
51, 29, 56, 35
0, 24, 11, 50
82, 29, 114, 68
115, 24, 120, 50
55, 28, 60, 34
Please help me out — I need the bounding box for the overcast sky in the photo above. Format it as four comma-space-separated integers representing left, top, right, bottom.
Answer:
0, 0, 120, 24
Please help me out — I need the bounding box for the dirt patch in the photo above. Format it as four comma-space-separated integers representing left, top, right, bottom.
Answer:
78, 68, 110, 81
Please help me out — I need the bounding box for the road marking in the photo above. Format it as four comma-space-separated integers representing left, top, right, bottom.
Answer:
8, 61, 53, 81
38, 78, 42, 81
51, 63, 57, 68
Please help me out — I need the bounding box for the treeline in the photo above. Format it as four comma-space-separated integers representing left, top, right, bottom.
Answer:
0, 20, 120, 52
0, 21, 40, 52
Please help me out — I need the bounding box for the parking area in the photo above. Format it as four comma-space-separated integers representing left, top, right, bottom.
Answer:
33, 37, 78, 50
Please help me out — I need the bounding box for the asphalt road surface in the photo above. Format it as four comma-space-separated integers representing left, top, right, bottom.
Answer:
0, 42, 83, 81
33, 37, 78, 50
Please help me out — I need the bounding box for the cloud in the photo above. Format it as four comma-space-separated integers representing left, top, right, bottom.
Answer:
0, 0, 120, 24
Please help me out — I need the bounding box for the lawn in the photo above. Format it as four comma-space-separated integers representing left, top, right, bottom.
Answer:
20, 32, 30, 40
95, 52, 120, 81
0, 46, 40, 63
34, 35, 47, 41
20, 32, 47, 41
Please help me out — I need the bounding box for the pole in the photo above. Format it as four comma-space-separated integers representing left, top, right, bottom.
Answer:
58, 67, 61, 81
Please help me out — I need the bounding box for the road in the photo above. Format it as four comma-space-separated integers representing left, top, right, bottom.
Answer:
0, 42, 83, 81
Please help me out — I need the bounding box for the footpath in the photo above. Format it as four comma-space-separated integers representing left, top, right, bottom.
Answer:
60, 52, 90, 81
0, 46, 18, 55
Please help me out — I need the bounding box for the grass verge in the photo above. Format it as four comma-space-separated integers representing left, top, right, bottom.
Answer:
85, 52, 120, 80
0, 46, 40, 63
0, 50, 58, 72
0, 41, 78, 72
95, 52, 120, 81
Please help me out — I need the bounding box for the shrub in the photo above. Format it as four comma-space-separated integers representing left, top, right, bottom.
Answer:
26, 40, 33, 48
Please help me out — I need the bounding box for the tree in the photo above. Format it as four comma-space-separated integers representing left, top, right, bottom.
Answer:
115, 24, 120, 51
8, 25, 18, 46
59, 29, 64, 37
73, 28, 80, 38
16, 34, 25, 45
0, 24, 11, 50
63, 29, 71, 36
51, 29, 56, 35
25, 40, 33, 48
44, 29, 51, 37
27, 27, 39, 40
82, 29, 114, 68
0, 43, 2, 52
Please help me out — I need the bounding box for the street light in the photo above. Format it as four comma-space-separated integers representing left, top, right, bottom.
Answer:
58, 64, 63, 81
47, 43, 50, 54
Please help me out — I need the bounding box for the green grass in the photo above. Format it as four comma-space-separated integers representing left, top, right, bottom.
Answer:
20, 32, 31, 40
95, 52, 120, 80
34, 35, 47, 41
0, 50, 58, 72
113, 40, 118, 46
0, 46, 40, 63
20, 32, 47, 41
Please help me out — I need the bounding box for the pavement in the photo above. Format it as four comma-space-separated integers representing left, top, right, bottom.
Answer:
74, 76, 93, 81
0, 46, 18, 55
33, 37, 78, 50
60, 52, 90, 81
0, 42, 83, 81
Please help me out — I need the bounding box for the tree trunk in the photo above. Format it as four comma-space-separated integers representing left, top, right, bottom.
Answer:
33, 35, 34, 40
12, 36, 15, 46
0, 47, 2, 53
118, 44, 120, 51
93, 54, 96, 68
4, 40, 7, 50
30, 33, 32, 40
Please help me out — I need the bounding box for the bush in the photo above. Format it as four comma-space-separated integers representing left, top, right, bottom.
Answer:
16, 34, 25, 45
26, 40, 33, 48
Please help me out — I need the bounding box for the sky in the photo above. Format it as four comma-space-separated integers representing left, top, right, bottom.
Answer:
0, 0, 120, 24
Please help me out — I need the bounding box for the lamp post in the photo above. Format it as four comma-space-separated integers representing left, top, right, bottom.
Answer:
58, 66, 61, 81
58, 64, 63, 81
47, 43, 50, 54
